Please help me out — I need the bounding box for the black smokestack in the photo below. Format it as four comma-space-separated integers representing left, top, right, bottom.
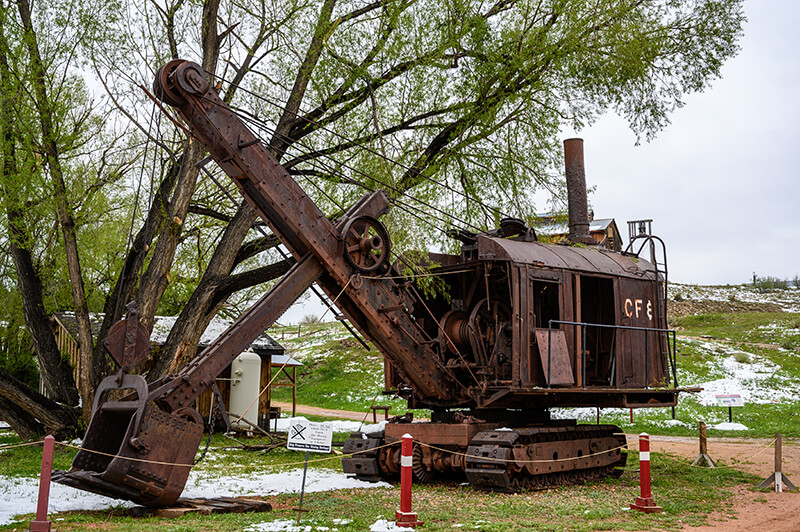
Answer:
564, 138, 595, 245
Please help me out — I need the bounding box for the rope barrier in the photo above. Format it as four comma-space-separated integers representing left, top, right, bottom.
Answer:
49, 438, 400, 471
0, 440, 48, 451
3, 431, 783, 475
657, 436, 779, 470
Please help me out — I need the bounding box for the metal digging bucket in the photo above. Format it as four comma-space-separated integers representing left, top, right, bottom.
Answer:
52, 303, 204, 507
53, 374, 203, 506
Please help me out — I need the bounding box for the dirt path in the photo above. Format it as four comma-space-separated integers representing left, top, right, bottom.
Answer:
276, 403, 799, 530
626, 434, 800, 531
270, 401, 379, 422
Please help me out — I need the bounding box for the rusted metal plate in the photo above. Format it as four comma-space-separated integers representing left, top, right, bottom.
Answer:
385, 422, 502, 447
534, 329, 574, 387
102, 313, 150, 371
616, 278, 667, 388
477, 235, 655, 279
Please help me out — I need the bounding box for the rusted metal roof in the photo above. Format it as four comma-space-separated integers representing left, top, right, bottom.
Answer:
476, 235, 657, 279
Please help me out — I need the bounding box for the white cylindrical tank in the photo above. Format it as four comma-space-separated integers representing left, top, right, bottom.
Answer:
229, 351, 262, 431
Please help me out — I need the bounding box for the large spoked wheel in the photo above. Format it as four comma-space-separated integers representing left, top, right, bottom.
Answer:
342, 216, 391, 275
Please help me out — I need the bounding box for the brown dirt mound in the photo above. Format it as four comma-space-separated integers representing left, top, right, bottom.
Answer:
668, 299, 783, 318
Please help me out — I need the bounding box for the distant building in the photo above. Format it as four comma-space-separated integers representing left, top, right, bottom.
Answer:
51, 313, 298, 430
533, 214, 623, 251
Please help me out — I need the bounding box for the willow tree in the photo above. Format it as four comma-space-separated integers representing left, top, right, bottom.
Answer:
0, 0, 744, 435
0, 0, 131, 435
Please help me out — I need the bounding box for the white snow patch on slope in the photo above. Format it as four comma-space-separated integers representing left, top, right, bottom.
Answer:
711, 422, 749, 431
679, 338, 797, 405
670, 283, 800, 312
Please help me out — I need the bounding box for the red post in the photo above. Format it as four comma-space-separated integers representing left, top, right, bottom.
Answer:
29, 435, 55, 532
630, 433, 663, 513
395, 434, 423, 528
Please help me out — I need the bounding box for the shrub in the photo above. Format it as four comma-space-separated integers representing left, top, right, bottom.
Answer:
753, 275, 789, 291
299, 314, 320, 325
733, 352, 751, 364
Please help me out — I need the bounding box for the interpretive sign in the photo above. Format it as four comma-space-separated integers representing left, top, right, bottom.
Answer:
715, 394, 745, 407
286, 419, 333, 453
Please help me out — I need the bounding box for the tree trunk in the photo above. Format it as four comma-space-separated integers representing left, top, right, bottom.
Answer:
0, 369, 82, 440
92, 151, 187, 374
136, 0, 221, 332
0, 396, 43, 441
148, 204, 259, 378
148, 0, 337, 377
5, 211, 79, 405
18, 0, 96, 419
0, 13, 78, 406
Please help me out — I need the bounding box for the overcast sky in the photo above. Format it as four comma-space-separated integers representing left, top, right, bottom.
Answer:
282, 1, 798, 323
570, 1, 799, 286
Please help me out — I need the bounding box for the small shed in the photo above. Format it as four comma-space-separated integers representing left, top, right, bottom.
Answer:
533, 215, 623, 251
51, 313, 299, 431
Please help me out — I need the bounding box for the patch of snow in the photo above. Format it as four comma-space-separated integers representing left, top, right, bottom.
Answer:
0, 469, 387, 526
245, 519, 340, 531
185, 468, 389, 499
245, 519, 310, 532
370, 519, 413, 531
660, 419, 689, 428
678, 339, 799, 405
670, 283, 800, 312
711, 422, 749, 431
0, 476, 136, 525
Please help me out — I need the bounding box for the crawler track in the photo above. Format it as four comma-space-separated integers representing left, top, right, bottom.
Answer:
342, 424, 626, 490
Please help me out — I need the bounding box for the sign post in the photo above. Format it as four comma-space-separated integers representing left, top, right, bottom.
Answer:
714, 394, 744, 423
287, 419, 333, 524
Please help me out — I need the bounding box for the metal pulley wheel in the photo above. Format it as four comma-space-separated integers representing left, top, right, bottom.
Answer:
341, 216, 391, 274
153, 59, 210, 106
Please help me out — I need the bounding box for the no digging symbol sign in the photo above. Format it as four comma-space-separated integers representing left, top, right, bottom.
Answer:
287, 419, 334, 524
287, 419, 333, 454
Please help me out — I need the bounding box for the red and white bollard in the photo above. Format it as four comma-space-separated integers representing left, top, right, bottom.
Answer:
29, 435, 55, 532
395, 434, 423, 528
630, 433, 663, 513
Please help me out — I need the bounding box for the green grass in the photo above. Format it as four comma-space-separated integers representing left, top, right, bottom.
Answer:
0, 433, 75, 477
1, 305, 795, 529
671, 312, 800, 351
267, 325, 419, 418
0, 441, 763, 531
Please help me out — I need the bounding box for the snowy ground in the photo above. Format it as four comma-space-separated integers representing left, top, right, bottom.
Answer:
671, 283, 800, 312
4, 285, 797, 528
0, 417, 389, 527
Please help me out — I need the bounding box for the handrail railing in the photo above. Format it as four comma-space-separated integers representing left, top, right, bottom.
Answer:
546, 320, 678, 391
